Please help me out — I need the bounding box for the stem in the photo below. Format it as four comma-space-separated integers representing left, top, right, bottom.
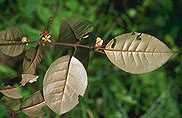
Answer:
47, 42, 93, 49
0, 40, 94, 49
0, 100, 18, 118
0, 40, 104, 54
0, 41, 38, 46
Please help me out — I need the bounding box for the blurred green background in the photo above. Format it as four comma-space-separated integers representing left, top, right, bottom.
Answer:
0, 0, 182, 118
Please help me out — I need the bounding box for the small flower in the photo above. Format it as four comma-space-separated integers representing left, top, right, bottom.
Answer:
21, 37, 30, 45
42, 34, 52, 42
94, 37, 103, 51
95, 37, 103, 48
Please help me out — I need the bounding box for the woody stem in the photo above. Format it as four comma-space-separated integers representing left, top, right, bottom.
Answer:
0, 40, 95, 50
0, 100, 18, 118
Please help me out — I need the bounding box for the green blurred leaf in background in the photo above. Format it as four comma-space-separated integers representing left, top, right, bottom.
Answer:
0, 0, 181, 118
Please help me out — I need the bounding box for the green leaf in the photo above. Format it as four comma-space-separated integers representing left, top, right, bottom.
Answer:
37, 6, 53, 23
18, 24, 40, 42
58, 18, 92, 65
18, 0, 40, 17
58, 18, 93, 43
0, 64, 17, 76
75, 48, 90, 69
0, 26, 24, 57
74, 38, 90, 69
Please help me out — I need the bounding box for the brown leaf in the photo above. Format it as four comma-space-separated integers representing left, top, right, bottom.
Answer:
21, 91, 45, 117
0, 26, 24, 57
43, 55, 88, 115
105, 32, 176, 74
0, 85, 22, 99
23, 46, 43, 74
20, 74, 39, 86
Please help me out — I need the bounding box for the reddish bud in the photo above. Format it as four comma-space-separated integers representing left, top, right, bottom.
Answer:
41, 30, 48, 36
49, 17, 54, 21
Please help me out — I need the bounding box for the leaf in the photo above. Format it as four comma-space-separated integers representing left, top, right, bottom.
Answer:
0, 26, 24, 57
37, 5, 53, 23
0, 85, 22, 99
21, 91, 46, 117
104, 32, 176, 74
20, 74, 39, 86
23, 46, 43, 74
43, 55, 88, 115
74, 39, 91, 69
75, 47, 90, 69
58, 18, 93, 44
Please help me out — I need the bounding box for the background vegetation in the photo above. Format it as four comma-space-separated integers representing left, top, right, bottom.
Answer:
0, 0, 181, 117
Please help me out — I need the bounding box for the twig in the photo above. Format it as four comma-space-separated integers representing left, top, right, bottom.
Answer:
0, 41, 38, 46
87, 109, 94, 118
72, 45, 77, 56
47, 42, 92, 49
0, 40, 106, 54
0, 40, 90, 48
0, 100, 18, 118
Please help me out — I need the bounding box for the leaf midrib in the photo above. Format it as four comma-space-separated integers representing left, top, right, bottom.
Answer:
104, 49, 175, 54
60, 56, 72, 110
64, 20, 77, 40
21, 101, 45, 110
26, 46, 40, 73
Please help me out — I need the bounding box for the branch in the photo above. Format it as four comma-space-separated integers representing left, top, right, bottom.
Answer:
0, 41, 38, 46
46, 42, 93, 49
0, 40, 94, 49
0, 40, 106, 54
0, 100, 18, 118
